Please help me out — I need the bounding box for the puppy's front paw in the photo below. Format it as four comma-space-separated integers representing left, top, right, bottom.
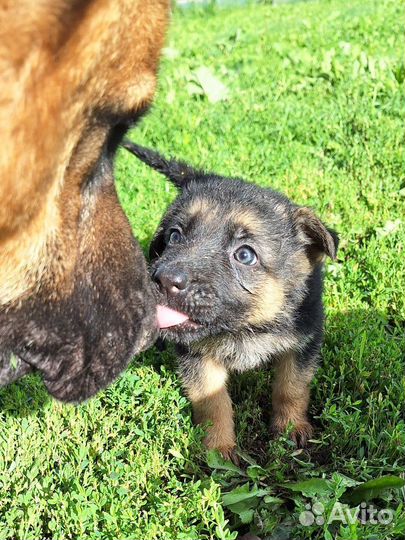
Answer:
204, 429, 238, 464
207, 441, 239, 465
290, 421, 313, 448
217, 445, 240, 466
271, 417, 314, 448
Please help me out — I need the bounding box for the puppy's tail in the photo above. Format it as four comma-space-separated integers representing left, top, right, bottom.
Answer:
122, 139, 197, 188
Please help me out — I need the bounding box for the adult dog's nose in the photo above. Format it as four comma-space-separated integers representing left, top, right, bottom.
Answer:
153, 267, 189, 295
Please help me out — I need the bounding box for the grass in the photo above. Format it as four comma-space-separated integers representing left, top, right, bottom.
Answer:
1, 0, 404, 538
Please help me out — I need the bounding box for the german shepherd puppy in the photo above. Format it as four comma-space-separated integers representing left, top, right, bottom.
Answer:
124, 141, 339, 461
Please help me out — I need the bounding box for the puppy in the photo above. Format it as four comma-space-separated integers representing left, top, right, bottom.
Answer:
0, 1, 170, 402
124, 141, 339, 461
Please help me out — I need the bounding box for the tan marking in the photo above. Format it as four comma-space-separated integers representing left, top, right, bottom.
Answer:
187, 198, 214, 218
272, 202, 289, 218
0, 185, 60, 305
272, 351, 315, 443
247, 276, 285, 325
229, 209, 262, 234
0, 0, 170, 306
193, 388, 235, 458
124, 71, 157, 110
185, 357, 235, 457
187, 358, 228, 401
294, 251, 312, 276
192, 331, 304, 372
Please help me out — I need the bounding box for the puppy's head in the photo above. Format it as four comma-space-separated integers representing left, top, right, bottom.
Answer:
125, 143, 338, 345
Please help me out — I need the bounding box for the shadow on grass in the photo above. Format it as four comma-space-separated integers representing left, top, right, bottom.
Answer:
1, 307, 402, 464
228, 307, 403, 467
0, 372, 50, 418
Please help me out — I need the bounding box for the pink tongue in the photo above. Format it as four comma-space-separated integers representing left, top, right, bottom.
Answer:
156, 305, 189, 329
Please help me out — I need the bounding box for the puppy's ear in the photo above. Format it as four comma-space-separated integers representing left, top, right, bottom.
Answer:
293, 207, 339, 262
122, 140, 198, 189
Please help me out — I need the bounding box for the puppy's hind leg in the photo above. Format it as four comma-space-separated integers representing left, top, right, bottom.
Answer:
271, 350, 317, 448
179, 354, 237, 462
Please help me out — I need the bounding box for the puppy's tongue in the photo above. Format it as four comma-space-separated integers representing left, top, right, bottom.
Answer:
157, 305, 189, 329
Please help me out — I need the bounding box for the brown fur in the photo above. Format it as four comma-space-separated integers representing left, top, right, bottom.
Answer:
247, 275, 285, 325
0, 0, 169, 305
231, 209, 262, 235
0, 1, 170, 401
271, 351, 315, 446
187, 198, 214, 218
185, 357, 236, 460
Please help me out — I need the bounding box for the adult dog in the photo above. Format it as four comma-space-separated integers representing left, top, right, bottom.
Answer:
0, 1, 170, 401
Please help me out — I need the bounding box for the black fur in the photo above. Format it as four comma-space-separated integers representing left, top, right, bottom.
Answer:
124, 142, 339, 452
124, 142, 337, 348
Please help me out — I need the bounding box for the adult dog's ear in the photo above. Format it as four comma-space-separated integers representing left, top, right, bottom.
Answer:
122, 140, 203, 189
294, 207, 339, 263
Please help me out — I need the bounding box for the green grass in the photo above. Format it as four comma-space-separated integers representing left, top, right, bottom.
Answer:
1, 0, 404, 538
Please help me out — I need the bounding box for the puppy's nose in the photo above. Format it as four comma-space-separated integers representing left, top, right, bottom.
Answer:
153, 267, 189, 295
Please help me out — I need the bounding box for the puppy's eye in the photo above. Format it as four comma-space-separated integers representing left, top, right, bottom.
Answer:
168, 228, 182, 244
234, 245, 257, 266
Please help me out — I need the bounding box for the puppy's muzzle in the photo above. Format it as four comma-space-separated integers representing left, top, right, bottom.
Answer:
153, 266, 189, 296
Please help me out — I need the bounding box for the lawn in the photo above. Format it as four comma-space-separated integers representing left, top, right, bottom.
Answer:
1, 0, 404, 538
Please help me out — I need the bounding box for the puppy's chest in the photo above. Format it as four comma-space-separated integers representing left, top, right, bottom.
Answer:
191, 331, 302, 372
